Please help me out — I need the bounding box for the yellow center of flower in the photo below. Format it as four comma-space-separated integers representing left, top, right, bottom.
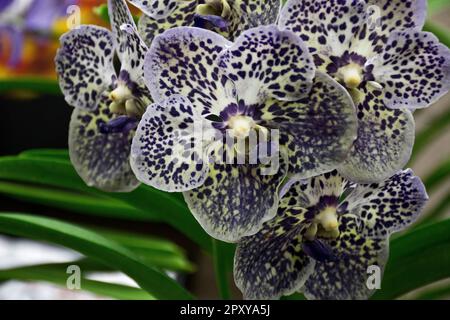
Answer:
304, 207, 340, 241
338, 63, 363, 89
228, 115, 255, 139
196, 0, 232, 19
108, 85, 144, 117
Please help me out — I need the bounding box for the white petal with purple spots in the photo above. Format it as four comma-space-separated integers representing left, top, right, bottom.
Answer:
130, 95, 215, 192
144, 27, 233, 115
69, 95, 140, 192
55, 26, 115, 111
369, 30, 450, 109
217, 25, 315, 105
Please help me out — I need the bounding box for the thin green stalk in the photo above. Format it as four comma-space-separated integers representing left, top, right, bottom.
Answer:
212, 239, 231, 300
423, 158, 450, 193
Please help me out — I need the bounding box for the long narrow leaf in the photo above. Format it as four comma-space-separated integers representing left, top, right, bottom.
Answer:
0, 263, 153, 300
372, 219, 450, 299
0, 180, 152, 221
0, 156, 211, 251
0, 213, 193, 299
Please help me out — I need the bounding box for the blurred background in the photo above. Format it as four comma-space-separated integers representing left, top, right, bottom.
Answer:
0, 0, 449, 300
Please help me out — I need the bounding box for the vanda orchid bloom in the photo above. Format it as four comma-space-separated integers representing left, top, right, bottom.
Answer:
55, 0, 149, 192
234, 169, 428, 300
278, 0, 450, 183
135, 0, 282, 46
130, 25, 357, 242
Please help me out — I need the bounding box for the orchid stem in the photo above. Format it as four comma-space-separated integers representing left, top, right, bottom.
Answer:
212, 238, 231, 300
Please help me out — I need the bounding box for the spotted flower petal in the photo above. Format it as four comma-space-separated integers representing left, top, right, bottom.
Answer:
183, 152, 288, 242
261, 72, 357, 178
128, 0, 178, 19
138, 0, 281, 46
138, 1, 197, 46
217, 25, 315, 104
69, 95, 140, 192
108, 0, 149, 93
338, 87, 415, 183
369, 30, 450, 109
279, 0, 367, 61
145, 27, 233, 115
55, 26, 116, 111
365, 0, 427, 35
343, 169, 428, 238
234, 207, 314, 300
130, 95, 214, 192
303, 213, 388, 300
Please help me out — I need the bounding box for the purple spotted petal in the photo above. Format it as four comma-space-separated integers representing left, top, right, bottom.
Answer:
218, 25, 315, 105
55, 25, 116, 111
365, 0, 427, 34
341, 169, 428, 238
183, 151, 288, 242
303, 214, 388, 300
279, 0, 367, 61
128, 0, 179, 19
369, 30, 450, 110
108, 0, 148, 80
261, 72, 357, 178
144, 27, 233, 115
69, 94, 140, 192
234, 207, 314, 300
338, 86, 415, 183
130, 95, 215, 192
137, 1, 197, 46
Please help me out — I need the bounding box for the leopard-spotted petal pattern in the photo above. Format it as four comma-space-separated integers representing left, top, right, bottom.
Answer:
130, 95, 215, 192
369, 30, 450, 110
234, 207, 314, 300
338, 87, 415, 183
217, 25, 315, 104
55, 26, 115, 111
342, 169, 428, 238
279, 0, 366, 61
108, 0, 149, 88
69, 95, 140, 192
138, 1, 197, 46
261, 72, 357, 178
128, 0, 178, 19
183, 152, 288, 242
303, 213, 388, 300
235, 0, 281, 37
365, 0, 426, 35
144, 27, 233, 115
137, 0, 281, 46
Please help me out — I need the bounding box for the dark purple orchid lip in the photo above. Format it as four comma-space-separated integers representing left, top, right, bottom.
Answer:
193, 14, 230, 32
210, 101, 258, 130
99, 116, 138, 135
326, 51, 374, 82
302, 239, 337, 262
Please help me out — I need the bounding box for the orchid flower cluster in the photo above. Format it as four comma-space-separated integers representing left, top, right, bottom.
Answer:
56, 0, 449, 300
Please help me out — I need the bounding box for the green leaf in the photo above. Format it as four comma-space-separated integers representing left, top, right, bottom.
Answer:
0, 263, 154, 300
410, 108, 450, 163
212, 239, 231, 299
424, 22, 450, 48
372, 219, 450, 299
0, 78, 61, 95
0, 213, 193, 299
428, 0, 450, 15
423, 158, 450, 193
96, 228, 196, 272
414, 283, 450, 300
0, 180, 153, 222
0, 156, 211, 251
19, 149, 70, 161
421, 193, 450, 225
